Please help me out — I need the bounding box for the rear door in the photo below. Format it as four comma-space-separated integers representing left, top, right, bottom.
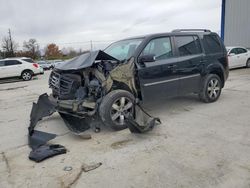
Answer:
4, 60, 23, 77
174, 35, 203, 94
137, 36, 180, 101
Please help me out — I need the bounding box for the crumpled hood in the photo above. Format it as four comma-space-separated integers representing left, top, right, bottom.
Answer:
55, 50, 118, 71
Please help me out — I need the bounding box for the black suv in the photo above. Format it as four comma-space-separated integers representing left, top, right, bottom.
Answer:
49, 29, 229, 131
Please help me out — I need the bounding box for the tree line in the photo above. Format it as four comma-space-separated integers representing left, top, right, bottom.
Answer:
0, 29, 84, 60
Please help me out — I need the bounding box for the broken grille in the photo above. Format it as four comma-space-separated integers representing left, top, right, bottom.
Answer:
49, 71, 74, 96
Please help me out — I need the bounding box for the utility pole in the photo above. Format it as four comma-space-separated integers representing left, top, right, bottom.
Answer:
8, 29, 14, 56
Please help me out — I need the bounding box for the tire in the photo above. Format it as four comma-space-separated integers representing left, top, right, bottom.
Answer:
246, 59, 250, 68
99, 90, 135, 130
199, 74, 222, 103
21, 70, 33, 81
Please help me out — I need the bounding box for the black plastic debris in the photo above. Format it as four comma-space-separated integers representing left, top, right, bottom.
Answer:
28, 130, 56, 150
126, 105, 161, 133
28, 93, 67, 162
28, 93, 56, 136
29, 144, 66, 162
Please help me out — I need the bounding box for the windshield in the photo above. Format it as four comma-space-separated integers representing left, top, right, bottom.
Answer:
104, 38, 143, 61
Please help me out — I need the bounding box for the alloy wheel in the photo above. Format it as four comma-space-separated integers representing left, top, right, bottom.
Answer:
207, 78, 221, 99
110, 97, 133, 126
23, 72, 31, 80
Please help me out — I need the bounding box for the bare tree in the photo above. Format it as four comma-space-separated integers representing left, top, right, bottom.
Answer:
1, 29, 18, 57
23, 38, 40, 59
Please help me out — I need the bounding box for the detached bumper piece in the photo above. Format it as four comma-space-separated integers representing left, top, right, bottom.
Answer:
28, 93, 67, 162
126, 105, 161, 133
29, 144, 66, 162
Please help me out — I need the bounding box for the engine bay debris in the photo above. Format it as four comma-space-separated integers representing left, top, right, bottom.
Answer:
27, 50, 161, 162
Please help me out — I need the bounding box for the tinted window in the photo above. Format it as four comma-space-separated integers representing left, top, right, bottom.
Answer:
5, 60, 22, 66
0, 61, 5, 67
230, 48, 237, 54
175, 36, 202, 56
141, 37, 173, 60
203, 35, 222, 54
23, 58, 34, 63
237, 48, 247, 54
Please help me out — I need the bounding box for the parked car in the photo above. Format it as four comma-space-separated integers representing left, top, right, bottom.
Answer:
37, 61, 53, 70
226, 46, 250, 69
48, 29, 229, 130
0, 57, 44, 81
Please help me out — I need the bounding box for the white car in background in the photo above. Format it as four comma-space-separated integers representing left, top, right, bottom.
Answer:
0, 57, 44, 81
227, 46, 250, 69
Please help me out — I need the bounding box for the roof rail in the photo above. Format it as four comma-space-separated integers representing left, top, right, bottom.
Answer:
172, 29, 211, 33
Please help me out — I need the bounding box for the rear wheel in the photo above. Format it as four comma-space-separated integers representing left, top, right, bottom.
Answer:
21, 70, 33, 81
246, 59, 250, 68
99, 90, 135, 130
199, 74, 222, 103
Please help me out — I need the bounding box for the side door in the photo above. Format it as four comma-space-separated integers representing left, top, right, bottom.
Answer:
174, 35, 203, 94
136, 36, 180, 102
4, 60, 23, 77
228, 48, 241, 68
236, 48, 248, 67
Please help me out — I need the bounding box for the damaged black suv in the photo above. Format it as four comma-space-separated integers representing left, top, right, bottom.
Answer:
48, 29, 229, 131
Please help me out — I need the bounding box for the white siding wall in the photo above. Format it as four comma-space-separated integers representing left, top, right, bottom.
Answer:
224, 0, 250, 48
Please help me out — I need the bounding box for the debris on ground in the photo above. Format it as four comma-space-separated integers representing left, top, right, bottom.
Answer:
82, 162, 102, 172
63, 166, 73, 171
29, 144, 67, 162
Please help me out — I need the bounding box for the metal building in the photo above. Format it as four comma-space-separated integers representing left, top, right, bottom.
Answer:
221, 0, 250, 48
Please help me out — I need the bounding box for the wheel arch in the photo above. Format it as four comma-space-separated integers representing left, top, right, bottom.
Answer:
21, 69, 34, 76
205, 64, 225, 88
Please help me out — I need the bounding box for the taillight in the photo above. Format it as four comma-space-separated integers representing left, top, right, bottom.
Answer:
33, 63, 39, 68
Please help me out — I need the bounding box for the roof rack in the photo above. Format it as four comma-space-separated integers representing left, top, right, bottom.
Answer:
172, 29, 211, 33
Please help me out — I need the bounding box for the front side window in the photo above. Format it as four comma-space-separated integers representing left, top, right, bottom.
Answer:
140, 37, 173, 61
4, 60, 22, 66
230, 48, 238, 54
175, 36, 202, 56
104, 39, 143, 61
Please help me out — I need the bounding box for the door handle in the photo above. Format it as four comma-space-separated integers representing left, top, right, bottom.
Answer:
200, 60, 207, 63
167, 64, 177, 69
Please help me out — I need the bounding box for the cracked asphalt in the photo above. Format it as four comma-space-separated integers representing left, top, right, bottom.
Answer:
0, 68, 250, 188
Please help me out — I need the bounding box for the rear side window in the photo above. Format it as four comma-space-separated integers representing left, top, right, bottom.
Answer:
5, 60, 22, 66
175, 36, 202, 56
141, 37, 173, 60
23, 58, 34, 63
203, 35, 222, 54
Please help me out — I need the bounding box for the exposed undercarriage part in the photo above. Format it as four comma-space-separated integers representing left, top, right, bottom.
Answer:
28, 50, 160, 162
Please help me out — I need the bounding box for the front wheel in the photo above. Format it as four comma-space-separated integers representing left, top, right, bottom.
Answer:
21, 70, 33, 81
199, 74, 222, 103
99, 90, 135, 130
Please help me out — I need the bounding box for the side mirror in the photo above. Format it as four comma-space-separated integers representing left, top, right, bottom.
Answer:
138, 54, 156, 63
229, 53, 236, 56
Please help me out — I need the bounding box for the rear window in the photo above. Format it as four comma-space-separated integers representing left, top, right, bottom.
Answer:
23, 58, 34, 63
203, 35, 222, 54
175, 36, 202, 56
